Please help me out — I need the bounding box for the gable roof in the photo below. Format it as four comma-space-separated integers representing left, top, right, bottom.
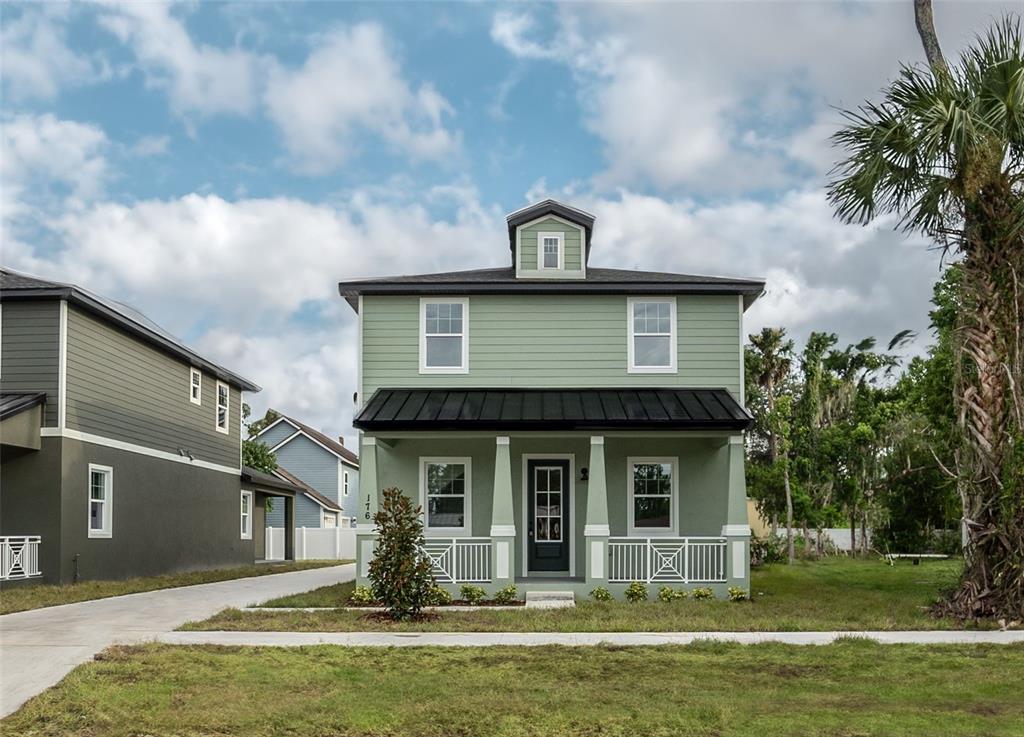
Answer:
260, 414, 359, 466
272, 466, 343, 512
0, 268, 260, 392
506, 200, 596, 265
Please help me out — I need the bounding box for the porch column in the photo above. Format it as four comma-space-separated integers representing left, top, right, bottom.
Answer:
356, 436, 379, 584
490, 436, 515, 589
283, 494, 295, 561
584, 436, 610, 586
721, 434, 751, 595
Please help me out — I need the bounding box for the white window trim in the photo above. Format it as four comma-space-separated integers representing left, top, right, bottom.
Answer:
627, 456, 679, 537
87, 463, 113, 539
537, 232, 564, 270
216, 381, 230, 434
627, 296, 678, 374
322, 510, 338, 527
419, 456, 472, 536
189, 367, 202, 405
419, 298, 469, 375
240, 489, 253, 540
343, 469, 350, 496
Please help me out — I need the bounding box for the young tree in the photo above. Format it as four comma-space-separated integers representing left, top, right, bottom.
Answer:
829, 10, 1024, 618
368, 488, 435, 620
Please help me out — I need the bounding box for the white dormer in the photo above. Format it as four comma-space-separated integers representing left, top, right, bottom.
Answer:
506, 200, 595, 280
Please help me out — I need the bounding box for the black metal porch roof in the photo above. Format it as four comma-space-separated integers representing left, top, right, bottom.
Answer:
353, 388, 752, 432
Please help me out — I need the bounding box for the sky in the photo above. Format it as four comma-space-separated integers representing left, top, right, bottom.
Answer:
1, 1, 1016, 444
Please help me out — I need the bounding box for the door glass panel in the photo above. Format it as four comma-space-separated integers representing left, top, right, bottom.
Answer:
534, 467, 563, 543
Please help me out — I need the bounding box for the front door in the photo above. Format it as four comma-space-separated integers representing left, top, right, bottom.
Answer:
527, 459, 570, 572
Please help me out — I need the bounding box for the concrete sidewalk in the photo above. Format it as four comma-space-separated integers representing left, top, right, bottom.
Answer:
158, 629, 1024, 647
0, 563, 354, 718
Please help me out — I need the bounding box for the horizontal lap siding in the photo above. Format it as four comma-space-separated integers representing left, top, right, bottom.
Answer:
520, 218, 583, 272
1, 300, 60, 426
274, 435, 340, 501
362, 294, 740, 398
260, 421, 298, 448
65, 306, 241, 468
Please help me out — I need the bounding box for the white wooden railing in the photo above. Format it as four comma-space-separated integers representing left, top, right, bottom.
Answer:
1, 536, 41, 581
423, 537, 492, 584
608, 537, 726, 584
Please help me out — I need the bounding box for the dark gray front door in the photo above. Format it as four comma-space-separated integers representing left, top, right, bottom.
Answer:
527, 459, 570, 572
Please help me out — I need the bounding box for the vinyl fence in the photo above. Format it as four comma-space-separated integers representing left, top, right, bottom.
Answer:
775, 527, 870, 552
266, 527, 356, 561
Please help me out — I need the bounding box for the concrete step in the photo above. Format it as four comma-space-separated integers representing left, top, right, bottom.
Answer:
524, 591, 576, 609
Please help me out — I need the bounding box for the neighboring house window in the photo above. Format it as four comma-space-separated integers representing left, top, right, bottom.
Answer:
420, 457, 471, 533
216, 381, 229, 433
627, 297, 677, 373
240, 490, 253, 539
88, 464, 113, 538
189, 367, 202, 405
628, 458, 678, 535
539, 233, 561, 269
323, 512, 337, 528
420, 298, 468, 373
343, 470, 350, 496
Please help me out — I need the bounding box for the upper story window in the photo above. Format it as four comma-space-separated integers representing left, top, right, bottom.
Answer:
88, 464, 113, 538
216, 381, 230, 434
343, 470, 350, 496
627, 297, 677, 373
189, 367, 202, 405
538, 232, 562, 269
421, 457, 471, 534
420, 298, 468, 374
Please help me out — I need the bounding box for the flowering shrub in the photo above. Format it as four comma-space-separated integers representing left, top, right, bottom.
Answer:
589, 586, 613, 602
460, 584, 486, 605
492, 584, 518, 604
426, 585, 452, 606
349, 585, 376, 606
727, 586, 748, 602
691, 587, 714, 600
658, 586, 687, 602
624, 581, 649, 602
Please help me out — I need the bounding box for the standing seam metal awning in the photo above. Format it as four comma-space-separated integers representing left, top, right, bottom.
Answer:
353, 388, 752, 432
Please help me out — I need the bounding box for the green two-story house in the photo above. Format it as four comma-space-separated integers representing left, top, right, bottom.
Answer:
339, 200, 763, 599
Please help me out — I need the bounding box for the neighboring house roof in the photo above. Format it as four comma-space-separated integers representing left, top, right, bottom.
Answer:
0, 268, 260, 392
354, 388, 753, 432
272, 466, 342, 512
260, 414, 359, 466
241, 465, 300, 495
506, 199, 596, 264
0, 392, 46, 421
338, 267, 765, 311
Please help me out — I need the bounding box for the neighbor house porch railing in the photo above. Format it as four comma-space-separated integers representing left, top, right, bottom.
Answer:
1, 536, 41, 581
422, 537, 492, 584
608, 537, 726, 584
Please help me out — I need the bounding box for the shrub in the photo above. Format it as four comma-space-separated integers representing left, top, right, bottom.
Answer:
460, 584, 486, 605
349, 585, 376, 606
727, 586, 748, 602
492, 584, 518, 604
691, 587, 714, 600
657, 585, 686, 602
589, 586, 613, 602
624, 581, 648, 602
750, 535, 786, 566
426, 585, 452, 606
367, 487, 435, 619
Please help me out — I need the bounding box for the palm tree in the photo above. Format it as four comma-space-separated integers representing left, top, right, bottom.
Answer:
828, 12, 1023, 618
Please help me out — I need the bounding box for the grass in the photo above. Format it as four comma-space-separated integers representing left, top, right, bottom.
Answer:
4, 640, 1023, 736
183, 558, 988, 632
0, 560, 349, 615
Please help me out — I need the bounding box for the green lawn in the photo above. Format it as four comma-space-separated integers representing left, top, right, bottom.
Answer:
0, 560, 349, 615
5, 641, 1023, 736
184, 558, 988, 632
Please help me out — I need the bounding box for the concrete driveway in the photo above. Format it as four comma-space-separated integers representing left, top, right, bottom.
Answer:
0, 563, 353, 718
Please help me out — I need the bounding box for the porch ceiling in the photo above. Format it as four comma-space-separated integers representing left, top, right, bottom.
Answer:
354, 388, 752, 432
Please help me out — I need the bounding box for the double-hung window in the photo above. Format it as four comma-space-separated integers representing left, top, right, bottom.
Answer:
539, 232, 562, 269
420, 298, 468, 373
88, 464, 113, 538
628, 458, 677, 535
240, 490, 253, 539
189, 368, 202, 405
421, 458, 471, 534
627, 297, 677, 373
343, 470, 350, 496
216, 381, 229, 433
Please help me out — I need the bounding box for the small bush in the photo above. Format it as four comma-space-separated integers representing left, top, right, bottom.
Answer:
624, 581, 648, 602
750, 535, 786, 566
460, 584, 486, 605
691, 587, 714, 600
727, 586, 748, 602
492, 584, 518, 604
589, 586, 613, 602
657, 585, 686, 602
349, 585, 376, 606
367, 487, 434, 619
426, 585, 452, 606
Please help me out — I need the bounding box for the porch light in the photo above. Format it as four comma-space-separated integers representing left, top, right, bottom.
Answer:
580, 467, 589, 482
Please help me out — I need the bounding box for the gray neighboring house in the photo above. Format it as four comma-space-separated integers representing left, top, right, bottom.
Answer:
258, 415, 360, 528
0, 269, 299, 585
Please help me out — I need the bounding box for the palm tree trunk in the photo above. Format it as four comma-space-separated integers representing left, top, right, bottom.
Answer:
784, 466, 794, 564
913, 0, 948, 73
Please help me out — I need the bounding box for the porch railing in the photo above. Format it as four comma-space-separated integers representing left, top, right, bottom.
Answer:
423, 537, 492, 584
1, 536, 41, 581
608, 537, 726, 584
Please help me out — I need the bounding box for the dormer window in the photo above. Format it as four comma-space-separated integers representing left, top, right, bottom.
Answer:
539, 233, 562, 269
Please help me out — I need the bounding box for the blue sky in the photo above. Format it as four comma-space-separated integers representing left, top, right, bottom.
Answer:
2, 1, 1016, 440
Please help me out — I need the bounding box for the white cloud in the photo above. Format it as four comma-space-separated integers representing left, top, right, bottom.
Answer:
130, 134, 171, 157
264, 23, 460, 173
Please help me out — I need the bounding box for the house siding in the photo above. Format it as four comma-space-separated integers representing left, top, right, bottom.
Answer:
267, 493, 323, 528
260, 420, 298, 448
64, 305, 241, 469
0, 300, 61, 426
361, 293, 741, 400
518, 216, 584, 273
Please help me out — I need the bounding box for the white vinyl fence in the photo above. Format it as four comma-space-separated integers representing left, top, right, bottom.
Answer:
774, 528, 871, 552
265, 527, 356, 561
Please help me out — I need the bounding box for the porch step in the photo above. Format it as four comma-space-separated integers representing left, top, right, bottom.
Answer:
524, 591, 576, 609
